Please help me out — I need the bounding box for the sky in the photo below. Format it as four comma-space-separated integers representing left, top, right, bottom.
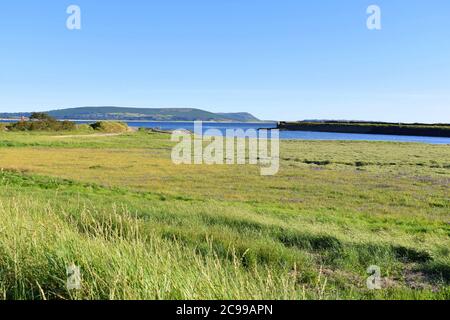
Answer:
0, 0, 449, 122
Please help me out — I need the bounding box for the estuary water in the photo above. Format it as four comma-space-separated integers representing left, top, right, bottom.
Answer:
2, 120, 450, 144
125, 121, 450, 145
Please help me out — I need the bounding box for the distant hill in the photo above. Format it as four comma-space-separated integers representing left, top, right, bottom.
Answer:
0, 107, 261, 122
216, 112, 260, 122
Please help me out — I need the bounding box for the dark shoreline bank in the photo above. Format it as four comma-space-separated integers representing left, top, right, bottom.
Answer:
277, 122, 450, 138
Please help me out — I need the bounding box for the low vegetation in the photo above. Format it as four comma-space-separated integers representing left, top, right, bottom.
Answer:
0, 129, 448, 300
4, 112, 129, 134
6, 113, 77, 132
278, 121, 450, 137
89, 121, 129, 133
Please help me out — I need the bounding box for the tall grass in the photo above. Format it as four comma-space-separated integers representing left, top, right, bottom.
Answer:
0, 195, 317, 300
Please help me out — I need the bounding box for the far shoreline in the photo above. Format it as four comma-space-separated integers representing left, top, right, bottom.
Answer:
0, 119, 277, 124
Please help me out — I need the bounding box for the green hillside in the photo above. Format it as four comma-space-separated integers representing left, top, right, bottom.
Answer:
216, 112, 260, 122
1, 107, 261, 122
42, 107, 258, 122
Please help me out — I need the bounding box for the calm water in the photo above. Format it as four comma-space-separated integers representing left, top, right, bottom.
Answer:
126, 121, 450, 145
2, 120, 450, 144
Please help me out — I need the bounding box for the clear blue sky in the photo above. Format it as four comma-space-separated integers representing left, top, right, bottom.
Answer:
1, 0, 449, 122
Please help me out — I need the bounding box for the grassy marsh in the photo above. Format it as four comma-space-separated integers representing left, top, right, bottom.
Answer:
0, 130, 448, 300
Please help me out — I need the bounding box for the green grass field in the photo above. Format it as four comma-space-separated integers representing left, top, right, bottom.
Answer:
0, 130, 449, 300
